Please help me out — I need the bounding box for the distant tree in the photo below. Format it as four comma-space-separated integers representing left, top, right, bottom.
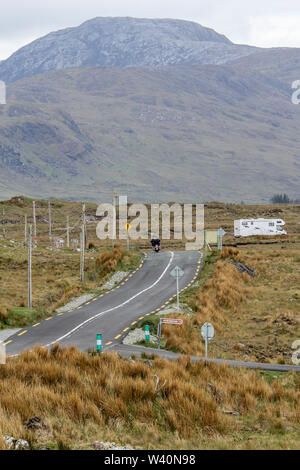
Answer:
270, 194, 290, 204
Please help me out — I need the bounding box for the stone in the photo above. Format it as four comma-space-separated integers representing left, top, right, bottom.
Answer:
3, 436, 30, 450
23, 416, 48, 432
94, 441, 134, 450
123, 328, 157, 346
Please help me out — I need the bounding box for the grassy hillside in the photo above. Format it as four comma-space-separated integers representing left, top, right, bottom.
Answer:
0, 62, 299, 203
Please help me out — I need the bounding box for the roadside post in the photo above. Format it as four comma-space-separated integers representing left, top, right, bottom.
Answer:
145, 325, 150, 343
124, 222, 132, 251
170, 266, 184, 310
201, 322, 215, 359
158, 318, 183, 350
97, 334, 102, 353
217, 228, 226, 251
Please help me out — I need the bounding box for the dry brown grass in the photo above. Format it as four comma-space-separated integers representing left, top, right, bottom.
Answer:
0, 241, 138, 328
164, 255, 251, 355
0, 346, 299, 450
95, 245, 125, 277
163, 239, 300, 365
218, 247, 244, 262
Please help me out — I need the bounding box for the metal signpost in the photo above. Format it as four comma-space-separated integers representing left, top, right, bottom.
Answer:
170, 266, 184, 310
217, 228, 226, 251
158, 318, 183, 349
201, 322, 215, 359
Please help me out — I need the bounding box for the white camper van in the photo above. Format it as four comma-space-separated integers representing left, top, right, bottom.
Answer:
234, 218, 286, 238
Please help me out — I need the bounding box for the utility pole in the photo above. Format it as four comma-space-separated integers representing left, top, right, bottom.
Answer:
80, 224, 85, 283
24, 214, 27, 244
113, 189, 117, 248
33, 201, 37, 246
2, 207, 5, 238
66, 215, 70, 249
28, 225, 32, 309
48, 201, 52, 250
82, 203, 88, 249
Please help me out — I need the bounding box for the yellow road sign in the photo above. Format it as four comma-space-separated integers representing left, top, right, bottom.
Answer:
124, 222, 132, 232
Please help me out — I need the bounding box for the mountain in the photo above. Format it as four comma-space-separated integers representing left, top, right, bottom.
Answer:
0, 58, 299, 203
0, 17, 257, 83
0, 18, 299, 203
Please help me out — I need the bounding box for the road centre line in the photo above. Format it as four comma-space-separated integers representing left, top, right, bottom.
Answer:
46, 252, 175, 346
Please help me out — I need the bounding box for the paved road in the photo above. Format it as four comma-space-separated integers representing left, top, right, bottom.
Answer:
4, 251, 204, 356
113, 345, 300, 373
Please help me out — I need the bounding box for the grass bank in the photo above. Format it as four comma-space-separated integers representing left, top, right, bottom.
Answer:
0, 346, 299, 450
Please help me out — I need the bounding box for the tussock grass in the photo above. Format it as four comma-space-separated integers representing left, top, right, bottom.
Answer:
163, 254, 251, 355
0, 243, 139, 329
95, 245, 125, 277
0, 346, 299, 449
163, 242, 299, 364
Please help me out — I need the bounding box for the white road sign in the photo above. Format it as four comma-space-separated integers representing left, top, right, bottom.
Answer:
201, 322, 215, 341
218, 228, 226, 238
170, 266, 184, 278
201, 322, 215, 359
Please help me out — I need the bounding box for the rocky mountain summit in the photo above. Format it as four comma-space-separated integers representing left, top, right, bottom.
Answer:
0, 17, 257, 83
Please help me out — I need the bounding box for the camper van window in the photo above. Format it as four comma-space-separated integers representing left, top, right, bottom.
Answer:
277, 226, 283, 231
269, 222, 275, 227
242, 222, 249, 226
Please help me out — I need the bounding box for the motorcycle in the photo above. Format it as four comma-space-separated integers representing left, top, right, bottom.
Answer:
154, 244, 160, 253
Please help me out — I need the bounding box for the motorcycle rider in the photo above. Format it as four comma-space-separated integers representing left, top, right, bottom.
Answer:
151, 235, 161, 251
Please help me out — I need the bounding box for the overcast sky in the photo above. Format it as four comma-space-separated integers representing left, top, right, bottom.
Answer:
1, 0, 300, 60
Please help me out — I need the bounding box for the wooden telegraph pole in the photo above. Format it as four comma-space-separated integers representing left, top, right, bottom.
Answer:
24, 214, 27, 244
2, 207, 5, 238
48, 201, 52, 249
66, 215, 70, 249
80, 225, 85, 283
82, 203, 88, 249
28, 225, 32, 309
32, 201, 37, 246
113, 189, 117, 248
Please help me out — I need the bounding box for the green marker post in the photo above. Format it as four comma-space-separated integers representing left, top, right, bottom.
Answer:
145, 325, 150, 343
97, 334, 102, 353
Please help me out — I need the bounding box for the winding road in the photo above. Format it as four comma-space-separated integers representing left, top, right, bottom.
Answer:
3, 250, 300, 373
4, 251, 204, 356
